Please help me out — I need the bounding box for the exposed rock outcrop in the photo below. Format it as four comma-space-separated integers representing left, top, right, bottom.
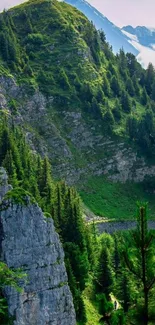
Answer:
1, 75, 155, 185
0, 168, 76, 325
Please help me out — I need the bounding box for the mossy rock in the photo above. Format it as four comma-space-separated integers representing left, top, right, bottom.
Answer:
0, 188, 36, 210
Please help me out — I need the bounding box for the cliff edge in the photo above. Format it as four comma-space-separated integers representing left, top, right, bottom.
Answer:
0, 168, 76, 325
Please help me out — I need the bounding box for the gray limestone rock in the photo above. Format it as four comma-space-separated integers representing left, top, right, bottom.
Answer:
0, 167, 12, 202
0, 169, 76, 325
1, 74, 155, 185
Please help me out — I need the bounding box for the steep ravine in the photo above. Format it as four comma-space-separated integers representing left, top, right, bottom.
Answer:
0, 168, 76, 325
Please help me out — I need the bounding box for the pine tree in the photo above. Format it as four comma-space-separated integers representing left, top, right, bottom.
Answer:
96, 246, 113, 298
141, 87, 148, 105
120, 90, 131, 113
151, 79, 155, 101
102, 75, 111, 97
132, 74, 140, 96
103, 109, 115, 132
110, 76, 121, 96
126, 77, 135, 97
123, 203, 155, 324
113, 98, 122, 121
145, 63, 155, 95
0, 127, 11, 164
116, 269, 132, 314
38, 156, 53, 209
126, 115, 138, 140
2, 150, 18, 187
53, 183, 64, 235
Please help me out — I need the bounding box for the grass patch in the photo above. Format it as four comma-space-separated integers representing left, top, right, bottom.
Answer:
77, 285, 101, 325
79, 176, 155, 219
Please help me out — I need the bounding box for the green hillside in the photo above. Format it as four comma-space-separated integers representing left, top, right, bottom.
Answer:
0, 0, 155, 218
1, 1, 155, 324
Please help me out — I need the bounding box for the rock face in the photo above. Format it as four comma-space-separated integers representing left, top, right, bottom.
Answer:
0, 168, 76, 325
0, 167, 12, 201
1, 75, 155, 185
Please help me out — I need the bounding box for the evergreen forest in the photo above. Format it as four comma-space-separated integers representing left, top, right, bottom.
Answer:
1, 0, 155, 324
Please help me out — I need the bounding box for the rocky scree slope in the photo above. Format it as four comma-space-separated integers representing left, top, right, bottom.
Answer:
0, 167, 76, 325
0, 0, 155, 187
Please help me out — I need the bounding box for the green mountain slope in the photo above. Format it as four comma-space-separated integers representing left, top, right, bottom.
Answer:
1, 0, 155, 218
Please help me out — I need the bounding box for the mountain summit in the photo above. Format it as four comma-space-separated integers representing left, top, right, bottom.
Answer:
64, 0, 155, 67
63, 0, 138, 55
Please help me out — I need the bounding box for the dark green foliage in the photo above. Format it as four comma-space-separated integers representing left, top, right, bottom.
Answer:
103, 109, 115, 132
58, 68, 71, 91
0, 119, 90, 323
2, 1, 155, 323
136, 110, 155, 154
132, 74, 140, 96
113, 99, 122, 121
0, 0, 154, 158
95, 246, 113, 298
102, 75, 111, 97
141, 87, 148, 105
122, 203, 155, 324
151, 79, 155, 101
120, 90, 131, 113
126, 115, 138, 140
126, 52, 140, 77
126, 77, 135, 97
145, 63, 155, 96
0, 262, 26, 325
97, 293, 113, 321
110, 76, 121, 96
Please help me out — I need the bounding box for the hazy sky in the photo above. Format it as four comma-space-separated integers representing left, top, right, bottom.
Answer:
0, 0, 155, 28
87, 0, 155, 27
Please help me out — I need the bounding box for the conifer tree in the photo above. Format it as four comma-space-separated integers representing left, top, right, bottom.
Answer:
113, 98, 122, 121
141, 87, 148, 105
53, 183, 64, 235
110, 76, 121, 96
2, 150, 18, 187
102, 75, 111, 97
120, 90, 131, 113
145, 63, 155, 95
132, 74, 140, 96
126, 77, 135, 97
0, 127, 11, 164
123, 203, 155, 324
96, 246, 113, 298
38, 156, 53, 209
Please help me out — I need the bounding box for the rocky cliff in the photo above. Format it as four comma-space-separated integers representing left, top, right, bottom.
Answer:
0, 0, 155, 189
0, 168, 76, 325
1, 75, 155, 186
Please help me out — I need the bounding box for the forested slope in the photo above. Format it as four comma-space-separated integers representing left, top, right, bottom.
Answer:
1, 0, 155, 215
1, 1, 155, 324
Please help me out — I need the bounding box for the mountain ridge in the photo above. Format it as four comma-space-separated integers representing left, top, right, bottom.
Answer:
63, 0, 139, 55
64, 0, 155, 67
1, 0, 155, 217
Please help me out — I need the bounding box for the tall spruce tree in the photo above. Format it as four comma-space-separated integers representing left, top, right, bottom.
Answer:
123, 203, 155, 325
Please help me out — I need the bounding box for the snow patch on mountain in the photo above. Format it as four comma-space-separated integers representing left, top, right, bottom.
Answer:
122, 28, 155, 68
122, 30, 139, 43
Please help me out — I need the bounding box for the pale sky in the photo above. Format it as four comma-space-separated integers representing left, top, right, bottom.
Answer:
87, 0, 155, 28
0, 0, 155, 28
